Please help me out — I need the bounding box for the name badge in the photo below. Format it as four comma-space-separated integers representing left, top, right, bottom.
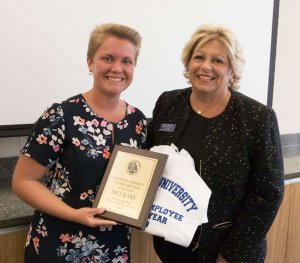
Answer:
158, 123, 176, 132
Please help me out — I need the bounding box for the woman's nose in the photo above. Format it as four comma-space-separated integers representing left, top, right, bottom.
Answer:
202, 59, 212, 70
111, 61, 122, 72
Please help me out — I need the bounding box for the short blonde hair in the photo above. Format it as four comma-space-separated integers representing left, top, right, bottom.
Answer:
87, 23, 142, 65
181, 24, 245, 89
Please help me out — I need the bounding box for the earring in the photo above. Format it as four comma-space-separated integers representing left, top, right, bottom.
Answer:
89, 71, 92, 76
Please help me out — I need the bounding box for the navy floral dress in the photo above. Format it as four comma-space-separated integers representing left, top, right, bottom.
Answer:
21, 94, 147, 263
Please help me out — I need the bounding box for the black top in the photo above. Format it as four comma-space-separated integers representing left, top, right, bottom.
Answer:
177, 108, 209, 174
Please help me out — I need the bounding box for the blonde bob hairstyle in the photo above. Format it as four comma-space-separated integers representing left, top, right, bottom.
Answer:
181, 24, 245, 89
87, 23, 142, 65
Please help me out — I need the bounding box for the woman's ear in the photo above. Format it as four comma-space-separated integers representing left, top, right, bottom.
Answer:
87, 58, 93, 73
186, 61, 190, 71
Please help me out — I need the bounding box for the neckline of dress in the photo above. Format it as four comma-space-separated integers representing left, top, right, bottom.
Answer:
79, 93, 128, 123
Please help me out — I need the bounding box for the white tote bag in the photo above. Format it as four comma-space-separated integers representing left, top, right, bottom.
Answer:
144, 144, 211, 247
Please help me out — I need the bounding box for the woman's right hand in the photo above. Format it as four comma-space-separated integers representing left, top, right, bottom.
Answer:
72, 207, 117, 227
12, 155, 117, 227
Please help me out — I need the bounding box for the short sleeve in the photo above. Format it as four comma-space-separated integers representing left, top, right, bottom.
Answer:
21, 103, 65, 168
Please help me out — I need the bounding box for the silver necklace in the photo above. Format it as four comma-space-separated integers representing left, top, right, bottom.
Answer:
190, 91, 230, 116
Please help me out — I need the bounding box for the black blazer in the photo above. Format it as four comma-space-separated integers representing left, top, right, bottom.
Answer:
147, 88, 284, 262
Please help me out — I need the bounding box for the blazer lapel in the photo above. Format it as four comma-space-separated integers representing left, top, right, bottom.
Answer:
169, 95, 191, 145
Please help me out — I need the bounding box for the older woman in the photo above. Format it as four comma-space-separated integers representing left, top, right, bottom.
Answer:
12, 23, 147, 262
147, 25, 284, 263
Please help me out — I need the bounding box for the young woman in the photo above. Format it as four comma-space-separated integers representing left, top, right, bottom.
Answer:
12, 23, 147, 263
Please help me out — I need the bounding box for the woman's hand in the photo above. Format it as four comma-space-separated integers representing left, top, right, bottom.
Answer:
72, 207, 117, 227
12, 155, 117, 227
216, 254, 229, 263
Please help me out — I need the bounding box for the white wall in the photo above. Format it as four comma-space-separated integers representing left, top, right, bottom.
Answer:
4, 0, 300, 157
273, 0, 300, 135
0, 0, 274, 125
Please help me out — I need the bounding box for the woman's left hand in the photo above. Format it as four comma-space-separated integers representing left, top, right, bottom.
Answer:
216, 254, 229, 263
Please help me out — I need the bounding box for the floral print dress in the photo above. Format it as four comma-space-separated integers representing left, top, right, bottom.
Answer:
21, 94, 147, 263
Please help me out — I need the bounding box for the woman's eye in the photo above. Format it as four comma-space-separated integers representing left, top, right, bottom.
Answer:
194, 55, 204, 60
103, 56, 113, 62
123, 59, 134, 65
213, 58, 224, 64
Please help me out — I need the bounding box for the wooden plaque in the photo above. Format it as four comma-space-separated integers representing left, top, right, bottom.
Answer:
93, 145, 168, 229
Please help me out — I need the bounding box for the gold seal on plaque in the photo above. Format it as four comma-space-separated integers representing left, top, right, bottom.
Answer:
127, 160, 141, 175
